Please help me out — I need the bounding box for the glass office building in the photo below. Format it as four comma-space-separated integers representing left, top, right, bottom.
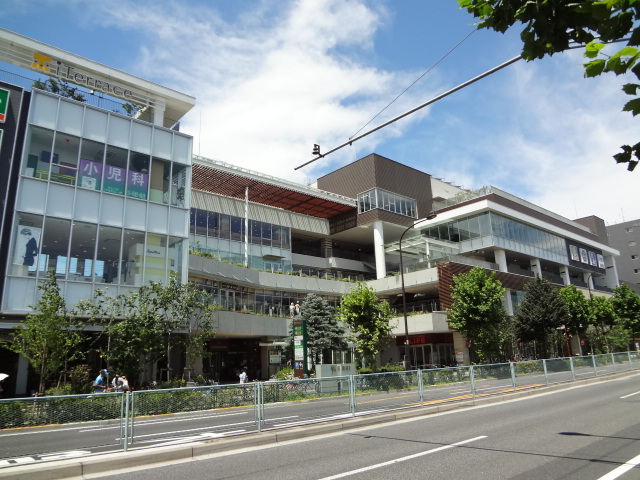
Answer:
4, 90, 193, 311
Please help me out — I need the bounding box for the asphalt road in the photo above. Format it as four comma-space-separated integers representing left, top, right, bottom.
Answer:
0, 363, 628, 464
95, 374, 640, 480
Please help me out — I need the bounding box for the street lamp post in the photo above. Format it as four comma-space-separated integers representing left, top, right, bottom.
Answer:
399, 212, 436, 369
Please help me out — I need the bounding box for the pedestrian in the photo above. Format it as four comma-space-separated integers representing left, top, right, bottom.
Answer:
112, 375, 130, 392
289, 302, 295, 318
111, 374, 120, 391
295, 303, 300, 316
93, 369, 109, 393
239, 367, 248, 384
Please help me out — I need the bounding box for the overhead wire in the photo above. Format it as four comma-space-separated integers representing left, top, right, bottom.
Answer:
296, 54, 522, 170
297, 34, 622, 171
350, 28, 478, 140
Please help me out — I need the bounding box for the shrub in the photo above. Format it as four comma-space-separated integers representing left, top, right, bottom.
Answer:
272, 368, 295, 381
69, 364, 93, 394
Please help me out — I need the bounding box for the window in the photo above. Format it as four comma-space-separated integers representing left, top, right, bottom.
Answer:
11, 213, 44, 276
357, 188, 417, 218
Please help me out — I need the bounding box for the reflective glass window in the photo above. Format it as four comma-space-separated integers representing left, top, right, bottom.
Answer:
79, 139, 105, 190
122, 229, 145, 286
103, 145, 127, 195
219, 215, 230, 240
68, 221, 97, 281
41, 217, 72, 279
23, 126, 54, 179
51, 132, 80, 185
97, 225, 122, 284
11, 213, 44, 276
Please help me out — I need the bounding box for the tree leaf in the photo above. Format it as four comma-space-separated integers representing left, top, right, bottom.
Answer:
584, 59, 606, 77
622, 97, 640, 115
584, 41, 605, 58
622, 83, 640, 95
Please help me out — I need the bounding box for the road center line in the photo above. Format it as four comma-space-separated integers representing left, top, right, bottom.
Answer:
596, 451, 640, 480
620, 390, 640, 399
318, 435, 487, 480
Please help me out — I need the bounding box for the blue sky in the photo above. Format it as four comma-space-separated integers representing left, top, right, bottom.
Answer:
2, 0, 638, 225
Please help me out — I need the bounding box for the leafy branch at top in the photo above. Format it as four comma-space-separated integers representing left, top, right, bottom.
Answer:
458, 0, 640, 171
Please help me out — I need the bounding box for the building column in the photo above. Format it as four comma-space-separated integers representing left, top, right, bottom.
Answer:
321, 238, 333, 258
494, 248, 507, 272
504, 289, 514, 316
15, 355, 29, 396
560, 266, 570, 286
529, 258, 541, 277
373, 220, 386, 279
453, 332, 470, 366
152, 100, 166, 126
604, 255, 619, 289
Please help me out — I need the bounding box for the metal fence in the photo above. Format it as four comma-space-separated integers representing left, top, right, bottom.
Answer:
1, 352, 638, 464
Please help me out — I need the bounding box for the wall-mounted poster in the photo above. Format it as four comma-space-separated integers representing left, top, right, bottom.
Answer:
79, 158, 102, 190
579, 248, 589, 264
13, 225, 41, 266
589, 251, 598, 266
569, 245, 580, 262
597, 254, 606, 269
103, 165, 125, 195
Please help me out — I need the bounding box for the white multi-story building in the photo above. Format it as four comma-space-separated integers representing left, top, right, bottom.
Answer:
0, 28, 620, 395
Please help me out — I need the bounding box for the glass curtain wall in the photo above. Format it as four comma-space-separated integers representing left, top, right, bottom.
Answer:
23, 128, 186, 207
189, 208, 292, 271
193, 278, 341, 316
358, 188, 417, 218
420, 212, 567, 264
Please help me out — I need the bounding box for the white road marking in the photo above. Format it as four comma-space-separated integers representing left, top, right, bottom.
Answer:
272, 411, 389, 428
318, 436, 487, 480
129, 421, 256, 439
620, 390, 640, 399
0, 450, 91, 467
596, 451, 640, 480
137, 431, 246, 447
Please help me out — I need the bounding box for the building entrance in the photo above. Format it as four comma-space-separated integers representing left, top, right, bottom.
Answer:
403, 343, 455, 369
205, 338, 262, 383
221, 288, 236, 311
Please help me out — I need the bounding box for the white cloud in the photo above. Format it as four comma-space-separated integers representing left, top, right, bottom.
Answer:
423, 49, 639, 225
14, 0, 636, 225
80, 0, 441, 183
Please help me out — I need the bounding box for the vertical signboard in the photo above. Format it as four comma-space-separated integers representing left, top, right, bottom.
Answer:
0, 88, 9, 123
292, 318, 308, 378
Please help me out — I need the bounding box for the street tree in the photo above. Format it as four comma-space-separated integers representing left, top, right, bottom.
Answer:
32, 78, 86, 102
586, 295, 628, 353
558, 285, 592, 337
299, 294, 346, 369
457, 0, 640, 171
3, 270, 84, 395
447, 267, 508, 363
513, 276, 568, 358
75, 272, 217, 385
609, 283, 640, 338
73, 289, 128, 377
151, 272, 218, 380
339, 283, 393, 368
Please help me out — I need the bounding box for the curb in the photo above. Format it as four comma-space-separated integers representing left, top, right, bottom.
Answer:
2, 370, 638, 480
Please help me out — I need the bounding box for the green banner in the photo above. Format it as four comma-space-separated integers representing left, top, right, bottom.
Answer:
0, 88, 9, 123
